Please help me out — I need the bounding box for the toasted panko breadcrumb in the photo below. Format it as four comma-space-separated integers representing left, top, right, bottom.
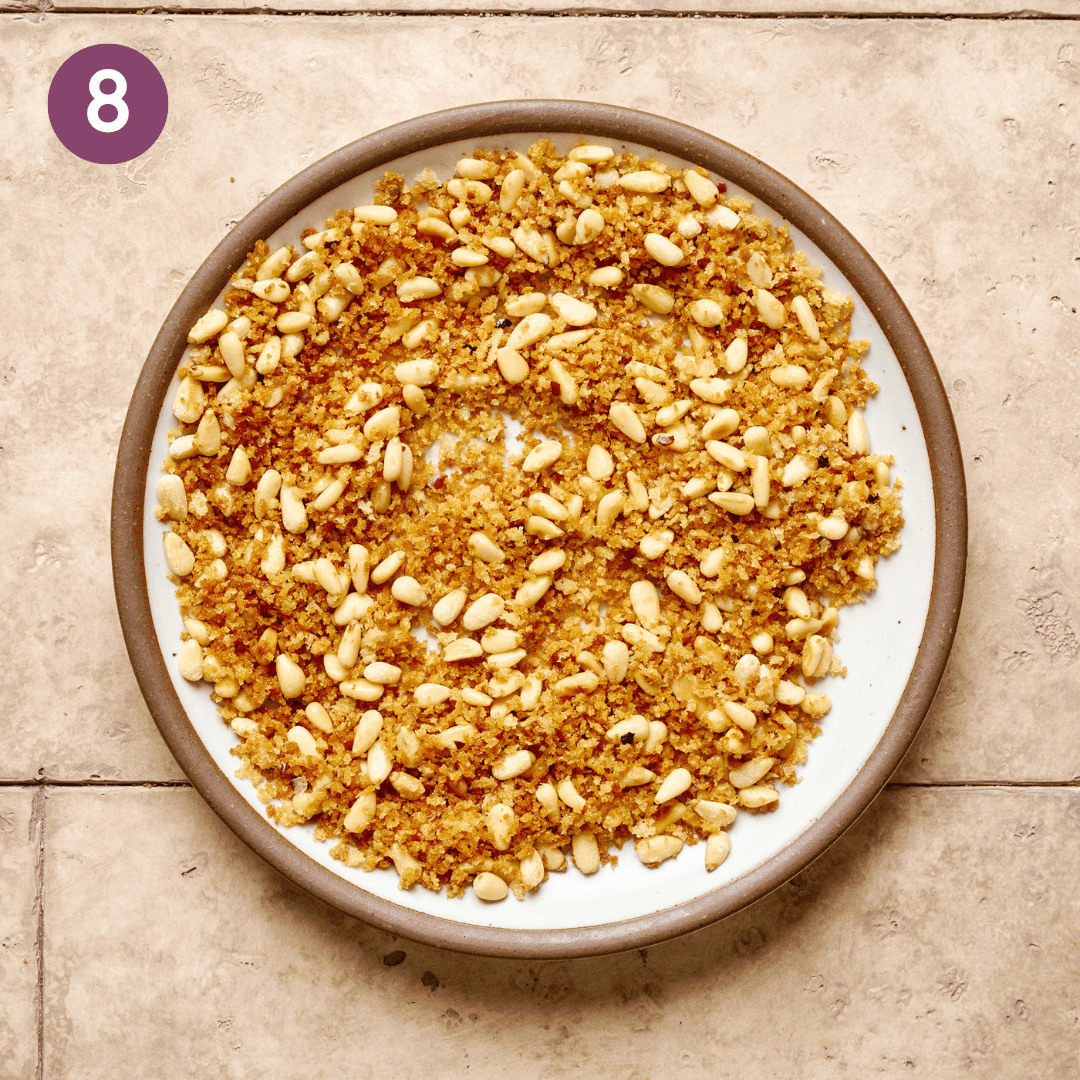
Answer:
160, 140, 903, 900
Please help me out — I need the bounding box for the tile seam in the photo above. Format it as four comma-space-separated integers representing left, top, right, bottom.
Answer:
29, 787, 45, 1080
2, 7, 1078, 18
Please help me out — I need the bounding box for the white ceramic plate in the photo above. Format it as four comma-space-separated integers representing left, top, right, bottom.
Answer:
114, 103, 965, 957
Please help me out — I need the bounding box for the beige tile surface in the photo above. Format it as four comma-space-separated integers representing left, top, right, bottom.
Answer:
0, 790, 41, 1080
43, 785, 1080, 1078
3, 13, 1079, 782
4, 8, 1080, 1072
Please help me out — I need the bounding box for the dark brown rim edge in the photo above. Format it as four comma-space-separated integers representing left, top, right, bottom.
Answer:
112, 100, 966, 961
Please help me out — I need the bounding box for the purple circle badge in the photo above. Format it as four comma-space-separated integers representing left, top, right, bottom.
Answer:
48, 44, 168, 165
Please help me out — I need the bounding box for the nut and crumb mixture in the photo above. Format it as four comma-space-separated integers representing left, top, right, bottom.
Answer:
159, 140, 903, 902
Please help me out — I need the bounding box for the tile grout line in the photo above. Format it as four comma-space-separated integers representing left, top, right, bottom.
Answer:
3, 6, 1080, 17
29, 787, 45, 1080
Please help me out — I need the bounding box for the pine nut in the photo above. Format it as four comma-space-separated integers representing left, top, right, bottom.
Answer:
687, 298, 725, 327
389, 576, 426, 606
644, 233, 684, 267
526, 516, 563, 539
744, 251, 773, 288
704, 832, 731, 871
441, 638, 482, 663
364, 740, 392, 785
802, 634, 833, 678
333, 621, 362, 669
656, 400, 693, 428
817, 513, 848, 541
285, 725, 319, 759
435, 722, 479, 750
364, 406, 401, 441
595, 491, 626, 532
255, 246, 292, 281
341, 790, 377, 835
431, 589, 466, 626
588, 265, 624, 288
782, 454, 816, 487
655, 767, 692, 804
801, 692, 832, 718
521, 440, 562, 473
709, 491, 755, 515
630, 283, 675, 314
584, 445, 613, 482
875, 461, 891, 488
175, 637, 202, 681
786, 617, 823, 640
353, 205, 398, 225
566, 143, 613, 163
547, 292, 596, 326
397, 385, 426, 418
555, 779, 586, 812
414, 683, 451, 708
415, 218, 457, 245
572, 830, 601, 874
771, 365, 810, 389
729, 756, 775, 789
851, 553, 875, 580
635, 377, 673, 408
619, 170, 670, 193
848, 409, 871, 453
755, 289, 787, 329
462, 532, 502, 565
791, 295, 821, 342
666, 569, 702, 605
609, 402, 646, 443
723, 701, 757, 731
345, 382, 384, 414
496, 346, 529, 385
683, 169, 720, 206
449, 247, 487, 268
638, 530, 674, 559
526, 493, 568, 522
396, 277, 442, 303
188, 308, 228, 344
552, 671, 599, 695
607, 714, 650, 745
506, 312, 553, 350
371, 480, 393, 512
394, 359, 439, 386
473, 872, 509, 902
458, 592, 503, 631
694, 799, 737, 831
492, 749, 535, 781
636, 835, 683, 866
700, 409, 740, 441
623, 624, 664, 654
738, 785, 779, 809
690, 378, 731, 404
446, 177, 492, 205
533, 783, 561, 822
163, 532, 196, 577
275, 655, 305, 699
784, 586, 812, 619
629, 580, 661, 629
157, 476, 188, 521
706, 441, 747, 472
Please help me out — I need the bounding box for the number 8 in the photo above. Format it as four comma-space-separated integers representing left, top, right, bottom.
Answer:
87, 68, 129, 134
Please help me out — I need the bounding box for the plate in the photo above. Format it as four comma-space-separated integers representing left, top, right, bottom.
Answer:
112, 101, 966, 959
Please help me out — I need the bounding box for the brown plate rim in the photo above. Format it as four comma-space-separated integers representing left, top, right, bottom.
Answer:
111, 99, 966, 960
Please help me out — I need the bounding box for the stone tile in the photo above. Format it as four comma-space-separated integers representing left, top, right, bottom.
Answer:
5, 13, 1079, 785
43, 785, 1080, 1078
0, 790, 42, 1080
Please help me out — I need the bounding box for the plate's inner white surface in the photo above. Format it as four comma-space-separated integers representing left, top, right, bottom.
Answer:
144, 133, 935, 931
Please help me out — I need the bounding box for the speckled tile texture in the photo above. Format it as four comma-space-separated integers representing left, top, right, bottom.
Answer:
3, 8, 1080, 1075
